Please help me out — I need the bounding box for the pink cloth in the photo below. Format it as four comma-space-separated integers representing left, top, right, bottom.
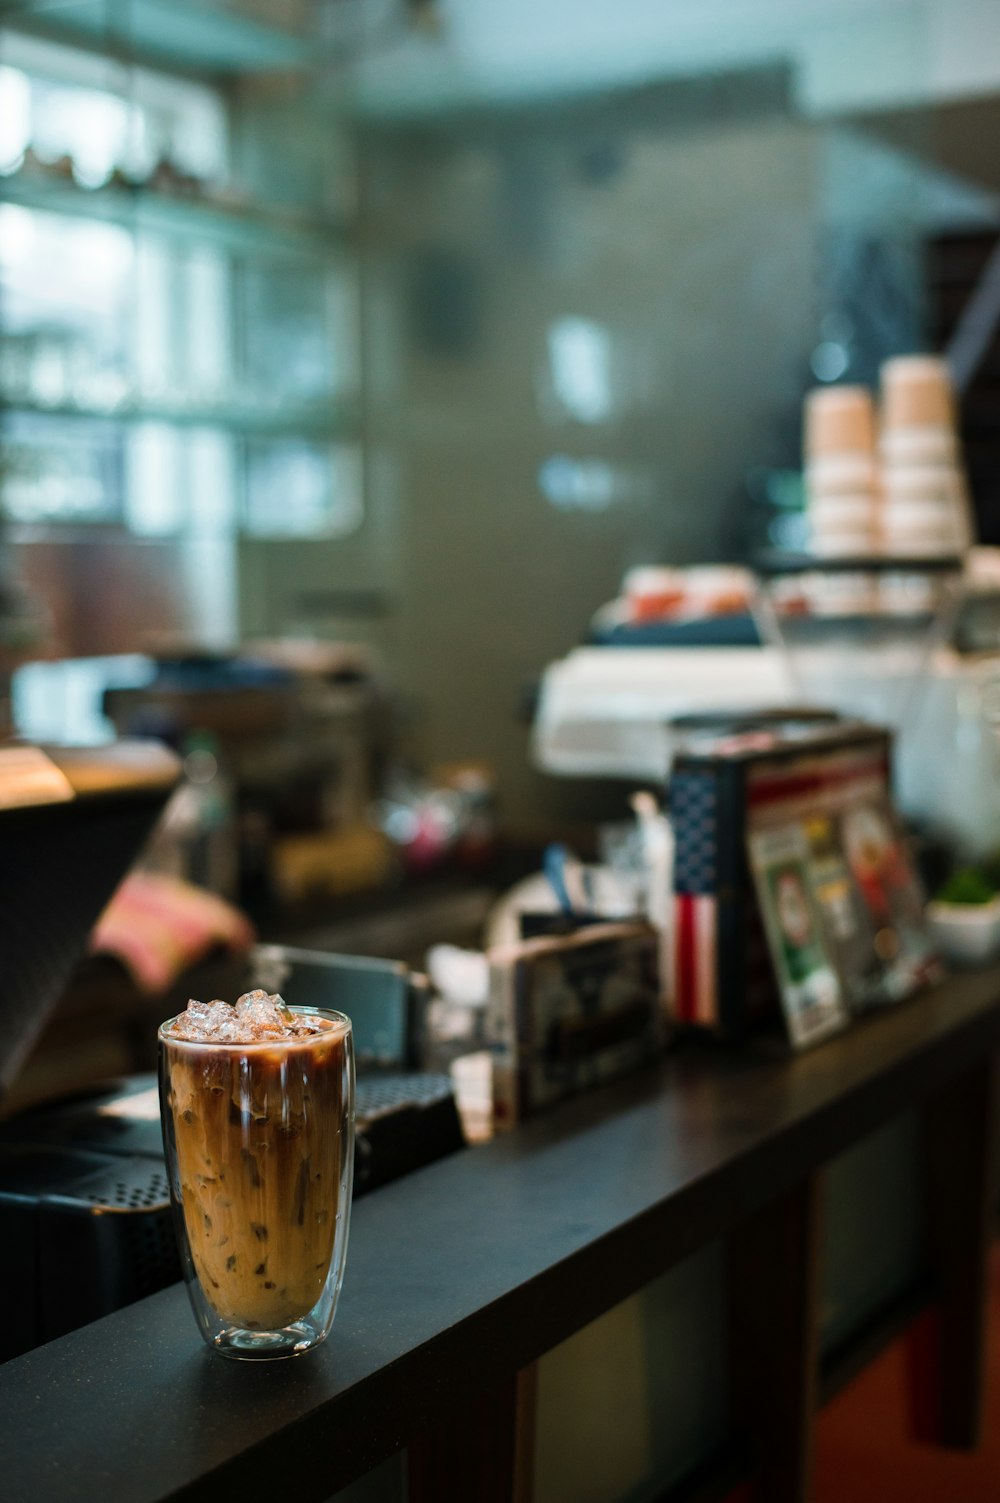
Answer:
90, 872, 255, 994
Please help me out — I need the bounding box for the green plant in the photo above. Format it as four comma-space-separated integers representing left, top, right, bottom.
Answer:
935, 868, 999, 906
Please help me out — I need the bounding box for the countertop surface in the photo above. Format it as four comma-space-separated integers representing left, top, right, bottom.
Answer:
3, 963, 1000, 1503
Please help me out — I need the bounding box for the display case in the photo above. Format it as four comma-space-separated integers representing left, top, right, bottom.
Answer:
0, 0, 361, 655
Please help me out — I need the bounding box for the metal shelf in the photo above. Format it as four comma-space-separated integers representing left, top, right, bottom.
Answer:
755, 551, 965, 576
0, 390, 359, 440
0, 0, 316, 78
0, 170, 346, 261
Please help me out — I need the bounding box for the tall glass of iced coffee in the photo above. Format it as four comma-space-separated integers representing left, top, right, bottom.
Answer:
158, 991, 354, 1360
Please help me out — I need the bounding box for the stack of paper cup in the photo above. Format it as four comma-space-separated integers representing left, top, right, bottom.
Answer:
803, 386, 880, 557
879, 356, 972, 558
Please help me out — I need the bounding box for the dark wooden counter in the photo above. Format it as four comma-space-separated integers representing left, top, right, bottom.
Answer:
2, 964, 999, 1503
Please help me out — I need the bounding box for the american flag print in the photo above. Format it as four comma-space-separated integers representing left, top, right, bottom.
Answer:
670, 770, 720, 1027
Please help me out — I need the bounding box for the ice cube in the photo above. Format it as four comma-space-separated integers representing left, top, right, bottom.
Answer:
235, 989, 270, 1011
169, 998, 238, 1041
269, 991, 295, 1024
215, 1013, 246, 1043
182, 999, 215, 1026
235, 989, 289, 1037
203, 1001, 237, 1037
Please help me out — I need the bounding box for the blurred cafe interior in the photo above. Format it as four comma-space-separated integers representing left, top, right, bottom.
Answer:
5, 1, 1000, 1501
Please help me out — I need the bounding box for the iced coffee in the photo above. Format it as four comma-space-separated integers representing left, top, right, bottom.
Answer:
159, 991, 354, 1355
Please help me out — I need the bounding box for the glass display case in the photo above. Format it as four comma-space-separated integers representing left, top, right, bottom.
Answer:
0, 0, 361, 654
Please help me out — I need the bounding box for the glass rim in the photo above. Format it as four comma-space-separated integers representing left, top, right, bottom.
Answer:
157, 1004, 352, 1049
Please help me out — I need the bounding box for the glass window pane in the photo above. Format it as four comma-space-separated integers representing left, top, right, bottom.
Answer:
1, 412, 123, 523
243, 440, 361, 537
0, 205, 133, 410
240, 260, 355, 401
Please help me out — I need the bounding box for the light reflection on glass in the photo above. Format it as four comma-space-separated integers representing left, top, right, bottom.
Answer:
0, 37, 227, 187
0, 412, 121, 523
0, 203, 133, 411
538, 455, 617, 512
545, 315, 612, 424
810, 339, 849, 381
244, 442, 363, 538
0, 65, 30, 169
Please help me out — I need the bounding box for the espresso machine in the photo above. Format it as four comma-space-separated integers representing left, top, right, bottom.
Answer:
0, 740, 181, 1360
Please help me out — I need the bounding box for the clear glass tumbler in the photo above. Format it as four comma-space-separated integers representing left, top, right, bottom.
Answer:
158, 1007, 354, 1360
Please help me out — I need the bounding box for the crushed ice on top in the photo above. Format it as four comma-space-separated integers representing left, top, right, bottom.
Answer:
167, 990, 324, 1044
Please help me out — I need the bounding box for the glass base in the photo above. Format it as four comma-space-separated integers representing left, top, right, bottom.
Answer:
211, 1319, 330, 1361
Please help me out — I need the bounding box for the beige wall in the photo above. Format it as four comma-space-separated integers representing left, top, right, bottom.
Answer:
354, 97, 820, 834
